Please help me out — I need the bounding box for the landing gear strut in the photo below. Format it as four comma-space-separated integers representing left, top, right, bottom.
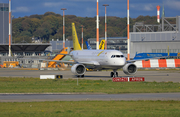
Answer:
110, 70, 118, 77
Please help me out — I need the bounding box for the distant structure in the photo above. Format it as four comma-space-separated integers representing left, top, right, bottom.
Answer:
96, 0, 99, 50
103, 4, 109, 50
8, 0, 12, 56
162, 3, 165, 18
130, 16, 180, 58
0, 3, 9, 44
88, 37, 127, 54
81, 25, 84, 50
50, 40, 73, 53
156, 5, 160, 23
61, 8, 67, 48
127, 0, 130, 60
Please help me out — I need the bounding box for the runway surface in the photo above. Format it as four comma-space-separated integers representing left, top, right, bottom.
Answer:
0, 68, 180, 82
0, 93, 180, 102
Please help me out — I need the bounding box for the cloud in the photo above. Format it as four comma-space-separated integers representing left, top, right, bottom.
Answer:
130, 4, 155, 11
12, 7, 30, 13
43, 2, 64, 7
43, 2, 77, 8
143, 4, 154, 11
165, 0, 180, 10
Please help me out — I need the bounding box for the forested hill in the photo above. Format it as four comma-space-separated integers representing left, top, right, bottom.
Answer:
12, 12, 160, 43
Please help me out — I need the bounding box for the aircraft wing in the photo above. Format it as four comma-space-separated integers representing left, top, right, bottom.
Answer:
41, 60, 100, 66
127, 58, 150, 63
40, 59, 76, 64
19, 58, 75, 64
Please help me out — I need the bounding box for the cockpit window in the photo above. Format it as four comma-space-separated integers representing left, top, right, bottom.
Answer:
111, 55, 124, 58
111, 55, 114, 58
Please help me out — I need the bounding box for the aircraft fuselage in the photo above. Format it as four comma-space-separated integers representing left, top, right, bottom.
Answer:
70, 50, 126, 70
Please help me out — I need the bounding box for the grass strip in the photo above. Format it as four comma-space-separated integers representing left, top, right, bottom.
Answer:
0, 77, 180, 93
0, 101, 180, 117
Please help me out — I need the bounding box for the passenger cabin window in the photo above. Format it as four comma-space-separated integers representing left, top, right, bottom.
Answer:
111, 55, 124, 58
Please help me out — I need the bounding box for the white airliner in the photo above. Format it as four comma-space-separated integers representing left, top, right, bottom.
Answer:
46, 23, 138, 77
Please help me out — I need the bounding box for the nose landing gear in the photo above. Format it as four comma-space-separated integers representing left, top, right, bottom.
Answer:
110, 70, 118, 77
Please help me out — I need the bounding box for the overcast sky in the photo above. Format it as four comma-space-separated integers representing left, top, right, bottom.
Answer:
1, 0, 180, 18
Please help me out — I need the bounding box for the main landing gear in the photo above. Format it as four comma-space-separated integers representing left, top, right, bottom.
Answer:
77, 75, 84, 78
110, 70, 118, 77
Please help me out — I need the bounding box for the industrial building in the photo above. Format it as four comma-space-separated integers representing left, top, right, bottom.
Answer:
0, 3, 9, 44
50, 40, 73, 53
130, 16, 180, 58
0, 40, 73, 68
87, 16, 180, 59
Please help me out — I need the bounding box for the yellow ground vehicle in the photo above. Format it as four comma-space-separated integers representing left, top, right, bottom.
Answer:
3, 61, 19, 68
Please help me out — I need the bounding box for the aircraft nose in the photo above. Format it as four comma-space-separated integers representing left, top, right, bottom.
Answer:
120, 58, 126, 66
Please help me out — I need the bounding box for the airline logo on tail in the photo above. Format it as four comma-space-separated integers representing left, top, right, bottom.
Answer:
72, 23, 82, 50
85, 41, 92, 50
99, 40, 105, 50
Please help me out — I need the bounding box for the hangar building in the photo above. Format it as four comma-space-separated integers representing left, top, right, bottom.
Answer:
130, 16, 180, 57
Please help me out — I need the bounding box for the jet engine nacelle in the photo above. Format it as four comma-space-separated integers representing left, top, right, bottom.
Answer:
123, 63, 137, 75
71, 64, 86, 75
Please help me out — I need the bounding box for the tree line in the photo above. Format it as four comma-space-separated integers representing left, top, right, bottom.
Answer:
12, 12, 170, 43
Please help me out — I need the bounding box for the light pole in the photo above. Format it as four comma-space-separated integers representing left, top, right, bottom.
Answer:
61, 8, 67, 48
96, 0, 99, 50
127, 0, 130, 60
81, 25, 84, 50
103, 4, 109, 50
9, 0, 12, 56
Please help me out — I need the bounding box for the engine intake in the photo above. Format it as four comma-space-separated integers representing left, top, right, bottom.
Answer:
123, 63, 137, 75
71, 64, 86, 75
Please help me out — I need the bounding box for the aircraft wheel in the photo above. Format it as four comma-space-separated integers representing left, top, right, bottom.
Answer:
81, 75, 84, 77
77, 75, 80, 77
110, 72, 114, 77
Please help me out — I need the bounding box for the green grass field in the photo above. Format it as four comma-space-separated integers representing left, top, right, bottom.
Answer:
0, 101, 180, 117
0, 77, 180, 93
1, 77, 180, 117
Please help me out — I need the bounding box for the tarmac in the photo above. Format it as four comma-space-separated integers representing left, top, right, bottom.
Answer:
0, 68, 180, 82
1, 93, 180, 102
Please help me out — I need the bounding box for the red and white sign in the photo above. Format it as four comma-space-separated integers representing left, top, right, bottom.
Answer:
129, 77, 145, 82
112, 77, 128, 82
112, 77, 145, 82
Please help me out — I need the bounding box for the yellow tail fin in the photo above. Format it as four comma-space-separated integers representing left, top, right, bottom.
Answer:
72, 23, 82, 50
99, 40, 105, 50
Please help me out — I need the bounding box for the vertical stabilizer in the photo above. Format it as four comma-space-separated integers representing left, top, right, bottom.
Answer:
99, 40, 105, 50
86, 41, 92, 50
72, 23, 82, 50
